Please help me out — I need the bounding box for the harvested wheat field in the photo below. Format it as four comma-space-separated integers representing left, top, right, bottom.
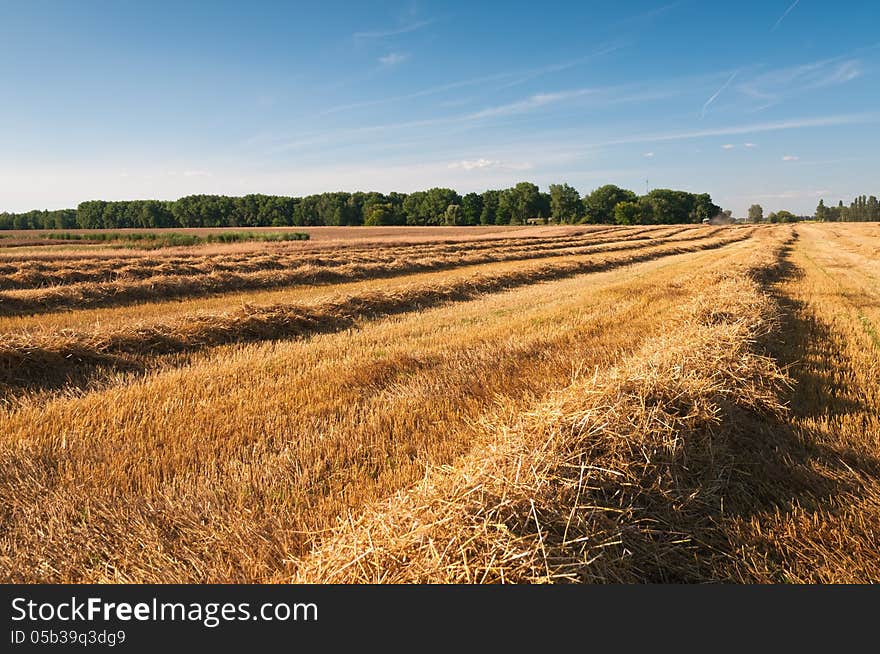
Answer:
1, 223, 878, 583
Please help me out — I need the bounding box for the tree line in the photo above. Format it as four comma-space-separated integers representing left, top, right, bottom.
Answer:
815, 195, 880, 222
746, 205, 800, 223
0, 183, 724, 230
745, 194, 880, 224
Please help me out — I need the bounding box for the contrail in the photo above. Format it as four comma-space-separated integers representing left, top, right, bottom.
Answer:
772, 0, 801, 31
701, 71, 738, 117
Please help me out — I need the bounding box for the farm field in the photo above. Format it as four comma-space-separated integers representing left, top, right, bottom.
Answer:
0, 222, 878, 583
0, 224, 541, 251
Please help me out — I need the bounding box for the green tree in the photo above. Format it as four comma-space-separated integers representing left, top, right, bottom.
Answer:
536, 192, 551, 223
548, 183, 582, 223
9, 182, 750, 231
508, 182, 541, 224
314, 192, 355, 226
642, 189, 693, 224
583, 185, 637, 224
443, 204, 464, 226
868, 196, 879, 221
774, 210, 797, 223
77, 201, 107, 229
423, 188, 461, 225
461, 193, 483, 226
364, 203, 401, 226
293, 196, 320, 225
748, 204, 764, 223
691, 193, 721, 222
403, 191, 427, 225
495, 190, 513, 225
613, 201, 643, 225
479, 190, 499, 225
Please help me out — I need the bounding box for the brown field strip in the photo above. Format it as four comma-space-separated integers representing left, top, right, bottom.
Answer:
289, 221, 880, 585
0, 230, 770, 582
0, 224, 617, 267
6, 224, 874, 584
0, 228, 726, 335
714, 223, 880, 582
0, 230, 750, 395
0, 226, 734, 316
0, 224, 556, 250
294, 238, 792, 583
0, 224, 697, 290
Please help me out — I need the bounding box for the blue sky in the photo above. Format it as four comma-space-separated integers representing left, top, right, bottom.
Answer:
1, 0, 878, 215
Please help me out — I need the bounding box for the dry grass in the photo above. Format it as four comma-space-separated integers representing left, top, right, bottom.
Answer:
0, 229, 747, 393
0, 231, 745, 317
1, 223, 877, 584
0, 226, 690, 290
719, 223, 880, 582
0, 224, 609, 262
0, 224, 537, 244
293, 245, 789, 583
0, 231, 760, 582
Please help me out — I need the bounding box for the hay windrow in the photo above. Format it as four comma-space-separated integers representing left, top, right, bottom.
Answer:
0, 227, 738, 314
0, 232, 750, 392
0, 228, 654, 288
10, 224, 875, 583
293, 246, 790, 583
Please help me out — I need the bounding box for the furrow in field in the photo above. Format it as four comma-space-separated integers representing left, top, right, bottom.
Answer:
0, 229, 736, 334
0, 225, 690, 289
294, 235, 792, 583
721, 223, 880, 583
0, 231, 751, 394
0, 225, 617, 269
0, 227, 736, 315
0, 228, 665, 293
0, 223, 630, 258
0, 232, 769, 582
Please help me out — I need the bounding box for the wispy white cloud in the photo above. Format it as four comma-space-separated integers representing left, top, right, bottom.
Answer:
267, 81, 679, 154
448, 158, 532, 171
701, 71, 738, 117
744, 142, 757, 148
466, 89, 595, 120
354, 20, 433, 39
782, 155, 799, 161
643, 152, 655, 158
788, 156, 866, 166
466, 83, 673, 122
321, 72, 515, 115
620, 1, 683, 25
379, 52, 409, 66
320, 43, 625, 116
721, 144, 735, 150
585, 113, 877, 149
737, 57, 863, 110
449, 158, 498, 170
492, 42, 629, 91
744, 189, 828, 200
264, 107, 876, 162
160, 170, 213, 178
772, 0, 800, 31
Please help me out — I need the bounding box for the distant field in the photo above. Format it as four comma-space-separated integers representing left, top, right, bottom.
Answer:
0, 224, 538, 245
0, 222, 877, 583
0, 225, 557, 256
